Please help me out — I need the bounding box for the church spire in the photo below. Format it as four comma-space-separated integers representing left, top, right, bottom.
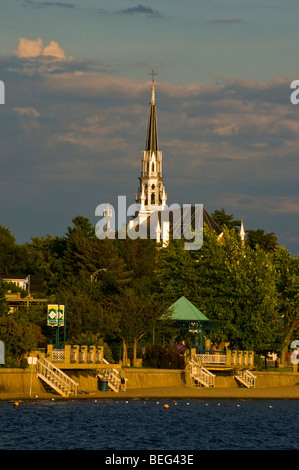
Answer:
136, 71, 167, 217
145, 69, 158, 154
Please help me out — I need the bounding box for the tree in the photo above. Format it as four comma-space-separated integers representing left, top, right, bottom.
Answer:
211, 208, 241, 231
155, 237, 198, 305
246, 229, 278, 252
27, 235, 65, 294
273, 246, 299, 356
0, 283, 9, 316
193, 228, 281, 353
0, 225, 24, 275
109, 288, 169, 366
0, 315, 44, 367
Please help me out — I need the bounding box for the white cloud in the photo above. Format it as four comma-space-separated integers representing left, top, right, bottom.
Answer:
16, 37, 69, 61
14, 107, 40, 117
16, 38, 44, 58
41, 40, 66, 60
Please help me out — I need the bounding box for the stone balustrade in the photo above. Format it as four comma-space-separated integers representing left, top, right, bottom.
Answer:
45, 344, 106, 369
191, 349, 254, 368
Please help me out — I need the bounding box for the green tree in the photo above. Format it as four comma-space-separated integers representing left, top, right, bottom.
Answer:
27, 235, 65, 294
246, 229, 278, 252
108, 288, 169, 366
155, 237, 198, 304
194, 228, 281, 353
0, 283, 9, 316
211, 208, 241, 231
273, 246, 299, 356
0, 315, 44, 367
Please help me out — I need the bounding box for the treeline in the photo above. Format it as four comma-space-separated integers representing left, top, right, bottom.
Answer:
0, 210, 298, 368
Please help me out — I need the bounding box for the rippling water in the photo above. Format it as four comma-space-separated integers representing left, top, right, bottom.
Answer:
0, 398, 298, 450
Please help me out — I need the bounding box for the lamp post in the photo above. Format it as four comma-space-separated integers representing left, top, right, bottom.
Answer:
90, 268, 107, 283
90, 269, 107, 295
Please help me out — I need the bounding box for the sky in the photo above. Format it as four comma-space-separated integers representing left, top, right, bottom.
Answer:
0, 0, 299, 254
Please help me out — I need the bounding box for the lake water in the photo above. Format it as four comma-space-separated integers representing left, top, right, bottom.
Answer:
0, 398, 298, 451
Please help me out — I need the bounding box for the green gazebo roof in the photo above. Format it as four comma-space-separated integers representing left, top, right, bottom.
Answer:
167, 296, 209, 322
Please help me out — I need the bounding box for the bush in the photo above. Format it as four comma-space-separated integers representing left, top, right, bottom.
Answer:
142, 344, 185, 369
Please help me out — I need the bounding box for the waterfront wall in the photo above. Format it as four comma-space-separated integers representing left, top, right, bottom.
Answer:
0, 368, 298, 396
0, 368, 46, 395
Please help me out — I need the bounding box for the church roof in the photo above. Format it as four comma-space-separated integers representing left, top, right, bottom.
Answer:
168, 296, 209, 322
138, 205, 222, 238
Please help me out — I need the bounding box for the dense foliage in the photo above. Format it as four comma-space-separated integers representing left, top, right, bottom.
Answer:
0, 210, 298, 367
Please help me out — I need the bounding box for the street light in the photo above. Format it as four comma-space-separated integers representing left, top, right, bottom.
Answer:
90, 268, 107, 283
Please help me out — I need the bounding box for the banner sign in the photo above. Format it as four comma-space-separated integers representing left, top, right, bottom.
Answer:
47, 304, 65, 327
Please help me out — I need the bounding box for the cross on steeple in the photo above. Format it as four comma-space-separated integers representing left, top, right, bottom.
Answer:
149, 69, 157, 84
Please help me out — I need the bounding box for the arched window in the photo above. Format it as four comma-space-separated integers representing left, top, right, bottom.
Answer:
151, 193, 155, 204
152, 162, 155, 172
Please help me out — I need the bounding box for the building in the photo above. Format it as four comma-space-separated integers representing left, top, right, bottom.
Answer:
128, 71, 223, 245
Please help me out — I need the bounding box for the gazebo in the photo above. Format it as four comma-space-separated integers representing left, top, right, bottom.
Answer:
166, 296, 214, 351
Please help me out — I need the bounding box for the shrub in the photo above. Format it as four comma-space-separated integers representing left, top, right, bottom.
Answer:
142, 344, 185, 369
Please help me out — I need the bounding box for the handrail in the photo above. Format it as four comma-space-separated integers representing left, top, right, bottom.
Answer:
236, 369, 256, 388
194, 353, 226, 364
98, 358, 121, 392
189, 359, 215, 387
36, 356, 78, 395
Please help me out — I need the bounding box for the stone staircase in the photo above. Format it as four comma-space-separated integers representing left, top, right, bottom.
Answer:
36, 356, 78, 397
97, 359, 122, 392
234, 369, 256, 388
189, 359, 215, 387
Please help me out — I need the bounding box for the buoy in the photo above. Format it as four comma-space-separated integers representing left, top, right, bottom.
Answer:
14, 402, 19, 407
164, 404, 169, 409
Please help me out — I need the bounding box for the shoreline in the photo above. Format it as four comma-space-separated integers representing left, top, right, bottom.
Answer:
1, 385, 299, 402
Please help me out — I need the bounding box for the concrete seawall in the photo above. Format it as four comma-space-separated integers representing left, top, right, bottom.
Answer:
0, 368, 298, 398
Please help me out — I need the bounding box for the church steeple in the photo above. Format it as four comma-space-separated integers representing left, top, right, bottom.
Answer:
145, 71, 158, 154
136, 70, 167, 218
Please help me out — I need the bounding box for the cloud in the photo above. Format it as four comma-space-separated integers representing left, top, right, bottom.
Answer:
14, 107, 40, 117
210, 19, 244, 24
16, 37, 44, 58
118, 5, 160, 16
220, 193, 299, 216
1, 50, 299, 251
16, 37, 69, 60
23, 0, 76, 8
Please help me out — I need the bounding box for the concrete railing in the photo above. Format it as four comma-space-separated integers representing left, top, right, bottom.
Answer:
46, 344, 104, 368
191, 349, 254, 368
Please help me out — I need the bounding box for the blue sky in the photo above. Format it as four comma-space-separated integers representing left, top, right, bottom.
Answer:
0, 0, 299, 254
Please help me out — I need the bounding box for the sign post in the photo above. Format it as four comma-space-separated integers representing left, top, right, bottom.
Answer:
47, 304, 65, 347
